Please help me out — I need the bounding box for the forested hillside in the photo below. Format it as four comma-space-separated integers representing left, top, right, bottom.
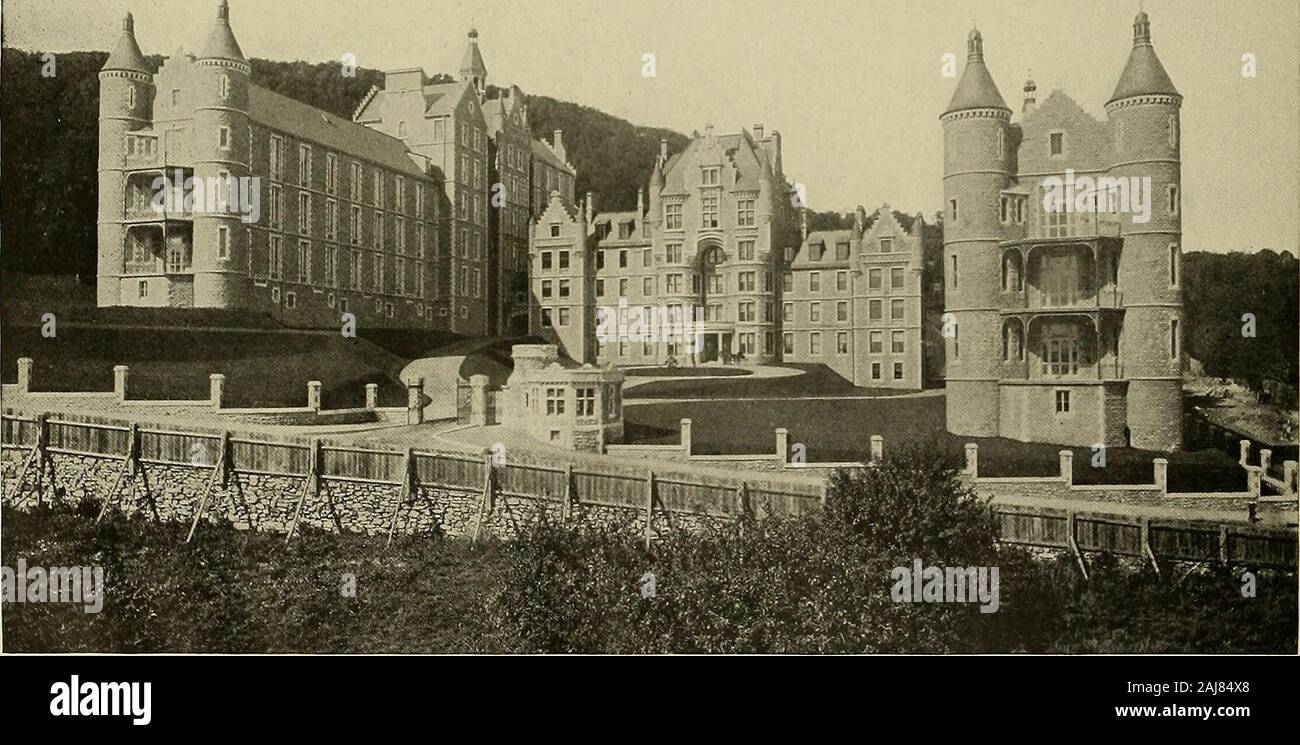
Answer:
0, 49, 685, 275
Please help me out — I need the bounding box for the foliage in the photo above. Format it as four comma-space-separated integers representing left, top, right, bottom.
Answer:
484, 442, 1296, 653
1183, 250, 1299, 387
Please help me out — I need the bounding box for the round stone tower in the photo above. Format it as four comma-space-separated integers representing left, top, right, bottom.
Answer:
941, 28, 1012, 437
98, 13, 154, 306
192, 0, 252, 308
1105, 11, 1183, 450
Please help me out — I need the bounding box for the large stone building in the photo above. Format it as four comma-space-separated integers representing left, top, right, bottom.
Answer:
97, 3, 574, 336
783, 206, 924, 388
529, 127, 926, 389
942, 12, 1183, 450
530, 126, 803, 366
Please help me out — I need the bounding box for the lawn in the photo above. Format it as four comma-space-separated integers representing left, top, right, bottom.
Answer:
624, 362, 919, 399
624, 395, 1247, 491
0, 273, 468, 408
1, 502, 508, 653
623, 366, 752, 378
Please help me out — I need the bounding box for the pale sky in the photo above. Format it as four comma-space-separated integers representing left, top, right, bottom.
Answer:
4, 0, 1298, 253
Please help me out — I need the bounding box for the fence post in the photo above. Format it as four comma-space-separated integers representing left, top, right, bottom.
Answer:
470, 375, 489, 426
306, 380, 323, 412
365, 383, 379, 410
775, 428, 789, 464
1140, 518, 1159, 574
1284, 461, 1298, 499
386, 448, 415, 547
1259, 448, 1272, 475
644, 470, 656, 549
1219, 525, 1230, 566
406, 378, 424, 425
285, 438, 321, 545
679, 418, 692, 456
97, 422, 140, 523
113, 365, 130, 403
209, 374, 225, 411
1067, 511, 1088, 579
16, 357, 32, 394
1153, 458, 1168, 496
964, 443, 979, 478
1238, 439, 1251, 466
869, 435, 883, 464
562, 462, 574, 520
1247, 467, 1261, 503
1059, 450, 1073, 486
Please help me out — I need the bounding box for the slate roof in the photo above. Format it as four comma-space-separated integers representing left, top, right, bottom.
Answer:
249, 85, 426, 177
1108, 13, 1179, 103
103, 14, 151, 74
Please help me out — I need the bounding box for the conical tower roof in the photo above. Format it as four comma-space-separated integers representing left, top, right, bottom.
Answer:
1108, 12, 1179, 104
459, 29, 487, 83
103, 13, 150, 74
200, 1, 246, 63
944, 28, 1009, 115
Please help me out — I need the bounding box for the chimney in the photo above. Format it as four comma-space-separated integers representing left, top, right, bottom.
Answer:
659, 138, 668, 163
853, 206, 866, 238
753, 123, 765, 140
800, 208, 808, 243
553, 129, 566, 160
704, 123, 714, 138
585, 191, 594, 223
1023, 74, 1037, 115
637, 188, 645, 216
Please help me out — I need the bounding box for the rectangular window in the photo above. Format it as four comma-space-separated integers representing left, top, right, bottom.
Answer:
326, 153, 337, 195
666, 243, 683, 263
298, 144, 311, 185
1055, 389, 1071, 414
546, 387, 565, 415
298, 192, 311, 234
559, 251, 570, 270
891, 298, 904, 321
576, 387, 595, 417
782, 332, 794, 355
835, 242, 850, 261
1169, 244, 1179, 286
869, 330, 882, 353
700, 192, 719, 228
949, 199, 958, 222
269, 235, 282, 279
217, 226, 229, 259
868, 268, 882, 291
219, 127, 231, 150
737, 200, 755, 227
869, 299, 882, 320
879, 237, 893, 253
893, 362, 904, 381
809, 272, 821, 292
1170, 319, 1179, 359
1049, 132, 1064, 157
891, 331, 904, 354
665, 203, 682, 230
643, 277, 654, 296
871, 362, 881, 380
837, 332, 849, 354
950, 256, 958, 288
836, 301, 848, 322
809, 332, 822, 355
891, 267, 904, 289
297, 240, 311, 284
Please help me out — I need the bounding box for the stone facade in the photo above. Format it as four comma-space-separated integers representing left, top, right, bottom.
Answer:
942, 12, 1184, 450
531, 126, 802, 366
99, 5, 575, 337
500, 345, 624, 452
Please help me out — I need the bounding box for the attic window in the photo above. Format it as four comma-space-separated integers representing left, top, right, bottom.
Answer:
1049, 132, 1065, 157
550, 223, 560, 238
879, 238, 893, 254
701, 167, 720, 186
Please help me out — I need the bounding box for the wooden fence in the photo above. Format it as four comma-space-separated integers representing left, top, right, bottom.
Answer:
1, 411, 1294, 569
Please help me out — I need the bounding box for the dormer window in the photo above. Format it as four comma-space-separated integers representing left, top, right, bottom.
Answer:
701, 167, 720, 186
549, 223, 560, 238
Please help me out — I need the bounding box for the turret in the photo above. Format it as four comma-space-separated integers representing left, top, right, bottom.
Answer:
940, 27, 1012, 438
459, 28, 488, 96
1105, 10, 1184, 450
192, 0, 251, 309
97, 13, 155, 306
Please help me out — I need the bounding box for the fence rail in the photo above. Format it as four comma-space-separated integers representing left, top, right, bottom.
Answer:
0, 412, 1294, 569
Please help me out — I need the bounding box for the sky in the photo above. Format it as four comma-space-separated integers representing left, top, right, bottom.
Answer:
4, 0, 1298, 254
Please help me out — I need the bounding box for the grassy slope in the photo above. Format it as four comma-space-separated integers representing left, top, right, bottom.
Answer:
1, 274, 464, 407
1, 502, 506, 653
625, 395, 1246, 490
